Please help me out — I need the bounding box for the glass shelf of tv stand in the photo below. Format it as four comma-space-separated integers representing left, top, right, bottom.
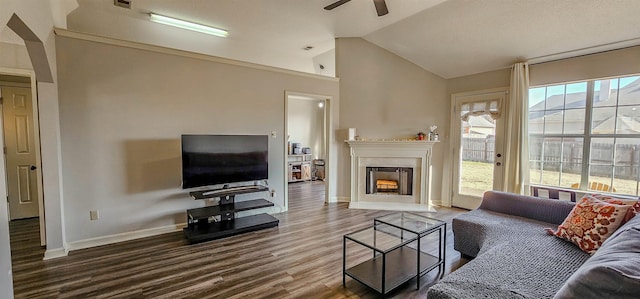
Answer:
189, 185, 269, 200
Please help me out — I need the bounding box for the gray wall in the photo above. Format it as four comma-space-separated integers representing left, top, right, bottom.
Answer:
56, 34, 339, 243
335, 37, 448, 203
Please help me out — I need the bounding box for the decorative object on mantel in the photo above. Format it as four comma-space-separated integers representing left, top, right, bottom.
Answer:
429, 125, 438, 141
348, 128, 357, 141
417, 132, 426, 140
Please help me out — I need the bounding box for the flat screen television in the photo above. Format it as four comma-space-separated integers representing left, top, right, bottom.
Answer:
181, 134, 268, 189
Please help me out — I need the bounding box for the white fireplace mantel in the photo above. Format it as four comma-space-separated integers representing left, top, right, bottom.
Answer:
346, 140, 438, 211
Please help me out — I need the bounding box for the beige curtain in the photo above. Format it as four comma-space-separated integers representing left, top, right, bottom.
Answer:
503, 62, 530, 195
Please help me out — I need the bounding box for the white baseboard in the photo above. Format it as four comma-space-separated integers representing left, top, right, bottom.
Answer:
64, 207, 284, 252
334, 196, 350, 202
66, 223, 187, 252
349, 202, 437, 213
43, 247, 69, 260
430, 199, 444, 207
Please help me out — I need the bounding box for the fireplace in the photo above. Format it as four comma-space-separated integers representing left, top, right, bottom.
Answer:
366, 167, 413, 195
346, 139, 437, 212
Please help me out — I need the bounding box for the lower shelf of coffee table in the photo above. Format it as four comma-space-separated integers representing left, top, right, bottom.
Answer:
345, 246, 439, 294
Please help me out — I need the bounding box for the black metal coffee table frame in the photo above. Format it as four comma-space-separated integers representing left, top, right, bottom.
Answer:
343, 212, 446, 295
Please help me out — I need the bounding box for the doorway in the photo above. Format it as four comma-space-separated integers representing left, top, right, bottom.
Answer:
0, 72, 45, 245
450, 89, 507, 209
284, 92, 330, 210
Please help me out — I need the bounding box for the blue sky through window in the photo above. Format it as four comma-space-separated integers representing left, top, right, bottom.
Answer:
529, 76, 640, 108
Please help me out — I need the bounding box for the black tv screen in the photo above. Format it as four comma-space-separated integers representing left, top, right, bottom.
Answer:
181, 134, 268, 189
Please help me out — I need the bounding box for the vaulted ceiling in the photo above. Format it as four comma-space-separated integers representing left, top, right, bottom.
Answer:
5, 0, 640, 79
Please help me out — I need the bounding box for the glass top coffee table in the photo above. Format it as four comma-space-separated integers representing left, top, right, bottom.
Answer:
343, 212, 446, 295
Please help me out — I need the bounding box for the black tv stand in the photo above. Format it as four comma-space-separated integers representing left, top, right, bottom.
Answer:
183, 186, 279, 243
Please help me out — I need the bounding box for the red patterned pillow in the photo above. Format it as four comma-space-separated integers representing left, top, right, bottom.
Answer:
584, 194, 640, 224
545, 196, 632, 254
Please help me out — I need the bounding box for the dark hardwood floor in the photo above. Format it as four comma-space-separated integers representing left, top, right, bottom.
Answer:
10, 181, 468, 298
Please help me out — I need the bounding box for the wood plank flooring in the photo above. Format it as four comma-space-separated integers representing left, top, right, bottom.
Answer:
10, 182, 468, 298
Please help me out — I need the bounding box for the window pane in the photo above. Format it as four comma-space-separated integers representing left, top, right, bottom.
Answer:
588, 165, 613, 191
614, 139, 638, 166
545, 85, 566, 110
459, 114, 496, 197
616, 105, 640, 134
541, 162, 561, 186
543, 138, 562, 162
565, 82, 587, 109
561, 138, 583, 188
530, 161, 542, 185
591, 107, 616, 134
618, 76, 640, 106
529, 87, 546, 111
529, 136, 543, 160
563, 108, 585, 134
544, 110, 563, 134
613, 139, 640, 195
540, 138, 562, 185
529, 111, 544, 134
590, 138, 614, 165
561, 164, 582, 189
589, 138, 614, 190
594, 78, 619, 107
614, 166, 638, 196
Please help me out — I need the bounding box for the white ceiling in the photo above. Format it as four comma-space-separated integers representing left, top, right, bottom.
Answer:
9, 0, 640, 79
365, 0, 640, 78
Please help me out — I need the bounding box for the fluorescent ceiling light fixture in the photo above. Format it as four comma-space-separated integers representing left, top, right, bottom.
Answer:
149, 13, 228, 38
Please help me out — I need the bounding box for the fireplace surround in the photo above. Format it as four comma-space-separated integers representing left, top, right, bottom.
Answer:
346, 140, 437, 211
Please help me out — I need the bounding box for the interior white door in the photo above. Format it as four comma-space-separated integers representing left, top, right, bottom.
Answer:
451, 90, 507, 210
1, 86, 39, 220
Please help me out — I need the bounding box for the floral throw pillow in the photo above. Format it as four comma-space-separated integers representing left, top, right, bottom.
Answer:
545, 196, 632, 254
584, 194, 640, 224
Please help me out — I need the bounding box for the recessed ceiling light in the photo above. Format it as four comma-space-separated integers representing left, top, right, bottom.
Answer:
149, 13, 228, 38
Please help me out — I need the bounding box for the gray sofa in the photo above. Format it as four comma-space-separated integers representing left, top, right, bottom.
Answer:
427, 191, 640, 299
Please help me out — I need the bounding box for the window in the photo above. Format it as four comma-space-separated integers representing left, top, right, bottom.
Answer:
528, 75, 640, 195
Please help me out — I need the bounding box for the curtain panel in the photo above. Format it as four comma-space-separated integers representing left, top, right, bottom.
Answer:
503, 62, 530, 195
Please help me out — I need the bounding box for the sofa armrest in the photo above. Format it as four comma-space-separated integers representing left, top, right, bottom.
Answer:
479, 191, 575, 225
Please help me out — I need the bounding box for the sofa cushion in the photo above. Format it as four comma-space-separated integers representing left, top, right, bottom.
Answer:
547, 196, 631, 254
554, 227, 640, 299
430, 223, 589, 299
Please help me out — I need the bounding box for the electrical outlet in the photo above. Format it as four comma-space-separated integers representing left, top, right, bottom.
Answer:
90, 210, 99, 221
270, 189, 276, 198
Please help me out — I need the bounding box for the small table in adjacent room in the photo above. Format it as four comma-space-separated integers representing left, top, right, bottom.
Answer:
343, 212, 446, 295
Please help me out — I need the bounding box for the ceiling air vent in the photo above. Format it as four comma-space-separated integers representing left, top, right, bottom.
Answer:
114, 0, 131, 9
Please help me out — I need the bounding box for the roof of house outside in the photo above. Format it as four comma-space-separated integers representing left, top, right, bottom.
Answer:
529, 77, 640, 134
